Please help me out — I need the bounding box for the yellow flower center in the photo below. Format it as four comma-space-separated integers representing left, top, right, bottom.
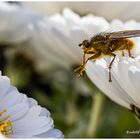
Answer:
0, 109, 13, 137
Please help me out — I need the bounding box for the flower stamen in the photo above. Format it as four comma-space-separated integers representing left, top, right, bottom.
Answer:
0, 109, 13, 137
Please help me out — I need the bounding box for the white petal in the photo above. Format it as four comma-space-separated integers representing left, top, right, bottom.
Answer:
81, 15, 109, 36
0, 88, 19, 108
128, 66, 140, 108
39, 107, 50, 117
24, 105, 42, 118
115, 58, 140, 108
0, 76, 10, 100
110, 19, 124, 30
4, 103, 29, 121
13, 116, 53, 136
63, 8, 81, 26
86, 60, 130, 109
0, 2, 31, 43
35, 128, 64, 138
28, 97, 38, 107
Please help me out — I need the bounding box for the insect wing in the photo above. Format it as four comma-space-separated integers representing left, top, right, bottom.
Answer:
106, 30, 140, 39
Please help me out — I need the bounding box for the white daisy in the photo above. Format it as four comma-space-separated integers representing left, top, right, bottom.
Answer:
0, 2, 32, 44
0, 71, 63, 138
86, 56, 140, 118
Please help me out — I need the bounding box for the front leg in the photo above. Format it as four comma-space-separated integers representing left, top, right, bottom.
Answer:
82, 51, 94, 65
74, 52, 101, 77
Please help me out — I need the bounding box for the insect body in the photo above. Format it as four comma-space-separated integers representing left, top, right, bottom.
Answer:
75, 30, 140, 82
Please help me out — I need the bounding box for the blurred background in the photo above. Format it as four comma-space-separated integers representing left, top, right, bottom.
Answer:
1, 1, 140, 138
23, 1, 140, 21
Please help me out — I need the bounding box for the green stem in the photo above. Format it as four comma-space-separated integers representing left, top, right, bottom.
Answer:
65, 100, 78, 124
87, 92, 104, 137
130, 104, 140, 123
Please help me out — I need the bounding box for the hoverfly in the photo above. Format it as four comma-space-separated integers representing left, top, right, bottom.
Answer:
75, 30, 140, 82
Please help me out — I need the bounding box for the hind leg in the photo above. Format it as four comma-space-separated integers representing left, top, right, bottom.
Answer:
127, 46, 132, 57
122, 50, 125, 56
126, 43, 134, 58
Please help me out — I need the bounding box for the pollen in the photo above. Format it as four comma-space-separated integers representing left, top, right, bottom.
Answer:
0, 109, 13, 137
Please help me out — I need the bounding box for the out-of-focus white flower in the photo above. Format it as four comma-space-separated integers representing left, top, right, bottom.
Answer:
22, 2, 140, 22
86, 56, 140, 112
0, 2, 110, 70
36, 8, 109, 70
0, 71, 63, 138
2, 2, 140, 71
0, 2, 31, 43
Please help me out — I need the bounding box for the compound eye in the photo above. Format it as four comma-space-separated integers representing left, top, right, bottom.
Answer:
78, 40, 89, 48
84, 40, 90, 48
78, 43, 82, 47
85, 44, 89, 48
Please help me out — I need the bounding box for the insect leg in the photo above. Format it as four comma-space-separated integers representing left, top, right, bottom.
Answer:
122, 51, 125, 56
78, 52, 101, 74
82, 53, 86, 64
82, 51, 95, 64
108, 53, 116, 82
126, 43, 134, 58
74, 52, 87, 76
85, 52, 101, 63
127, 46, 132, 57
74, 52, 100, 77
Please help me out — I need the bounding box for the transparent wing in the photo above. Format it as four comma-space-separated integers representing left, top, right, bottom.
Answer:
105, 30, 140, 39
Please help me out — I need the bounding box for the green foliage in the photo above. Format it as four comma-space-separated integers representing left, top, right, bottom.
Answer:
0, 46, 139, 138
